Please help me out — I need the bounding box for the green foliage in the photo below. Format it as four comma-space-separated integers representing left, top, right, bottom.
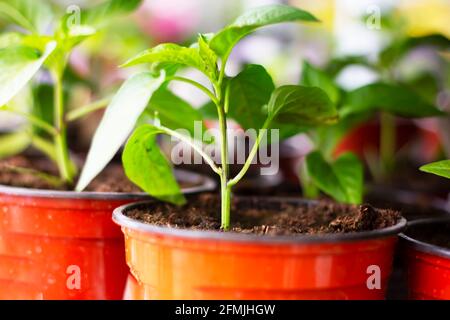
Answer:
147, 87, 206, 136
123, 124, 185, 205
0, 42, 55, 107
209, 4, 318, 58
341, 82, 445, 118
420, 160, 450, 180
267, 85, 338, 125
300, 61, 340, 104
0, 0, 54, 34
0, 0, 143, 183
306, 151, 364, 204
76, 72, 165, 191
227, 64, 274, 130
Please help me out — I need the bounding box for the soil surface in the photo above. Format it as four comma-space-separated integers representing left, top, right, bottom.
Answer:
126, 193, 401, 235
0, 156, 196, 192
407, 222, 450, 249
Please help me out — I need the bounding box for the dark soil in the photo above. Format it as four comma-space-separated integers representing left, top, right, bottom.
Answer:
126, 193, 401, 235
0, 156, 196, 192
406, 222, 450, 249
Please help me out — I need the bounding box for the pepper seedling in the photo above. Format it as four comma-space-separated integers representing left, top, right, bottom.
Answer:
298, 44, 447, 203
0, 0, 142, 185
78, 4, 340, 230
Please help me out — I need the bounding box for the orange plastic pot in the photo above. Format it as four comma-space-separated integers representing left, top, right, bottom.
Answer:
0, 170, 215, 300
334, 120, 420, 159
114, 198, 406, 300
401, 218, 450, 300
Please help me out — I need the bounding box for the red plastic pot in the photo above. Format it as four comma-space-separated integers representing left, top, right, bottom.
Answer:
334, 119, 422, 159
0, 170, 215, 300
114, 198, 406, 300
400, 218, 450, 300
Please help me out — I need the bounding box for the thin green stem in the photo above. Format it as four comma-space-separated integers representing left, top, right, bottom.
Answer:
159, 125, 222, 176
1, 107, 57, 136
66, 97, 112, 122
218, 51, 231, 92
380, 111, 396, 180
169, 76, 218, 105
228, 118, 272, 188
298, 158, 319, 199
52, 72, 75, 183
31, 135, 58, 164
218, 105, 231, 230
210, 52, 233, 230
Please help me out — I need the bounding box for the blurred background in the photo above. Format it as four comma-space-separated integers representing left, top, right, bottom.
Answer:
1, 0, 449, 200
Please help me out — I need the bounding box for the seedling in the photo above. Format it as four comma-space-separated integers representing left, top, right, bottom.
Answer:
298, 44, 447, 201
0, 0, 142, 184
78, 5, 339, 230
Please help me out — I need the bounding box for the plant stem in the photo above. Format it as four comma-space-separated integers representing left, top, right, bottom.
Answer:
159, 125, 222, 175
1, 107, 57, 136
217, 105, 231, 230
53, 72, 75, 183
169, 76, 218, 105
379, 111, 396, 181
228, 118, 271, 187
298, 159, 319, 199
66, 97, 112, 122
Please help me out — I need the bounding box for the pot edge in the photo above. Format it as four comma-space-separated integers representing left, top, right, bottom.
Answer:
400, 217, 450, 260
0, 169, 216, 200
113, 198, 407, 245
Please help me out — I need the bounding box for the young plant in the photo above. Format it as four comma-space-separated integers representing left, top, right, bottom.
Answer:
298, 47, 447, 202
78, 4, 339, 230
0, 0, 142, 185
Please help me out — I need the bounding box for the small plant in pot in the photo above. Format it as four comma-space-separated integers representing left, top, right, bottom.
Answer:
0, 0, 215, 300
80, 4, 404, 300
297, 55, 448, 218
399, 160, 450, 300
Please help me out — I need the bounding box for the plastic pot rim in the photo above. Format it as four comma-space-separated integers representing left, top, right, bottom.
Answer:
0, 169, 216, 200
113, 197, 407, 245
400, 217, 450, 260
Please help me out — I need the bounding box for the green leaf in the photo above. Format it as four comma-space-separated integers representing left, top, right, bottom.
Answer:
267, 85, 338, 126
227, 64, 274, 130
31, 83, 54, 136
0, 0, 53, 33
0, 131, 31, 159
81, 0, 142, 27
420, 160, 450, 180
0, 32, 23, 49
325, 56, 373, 78
380, 34, 450, 68
123, 124, 185, 205
209, 4, 318, 57
198, 34, 218, 80
300, 61, 340, 104
305, 151, 363, 204
341, 83, 446, 118
76, 71, 165, 191
199, 101, 217, 120
147, 87, 205, 137
121, 43, 208, 76
0, 41, 56, 107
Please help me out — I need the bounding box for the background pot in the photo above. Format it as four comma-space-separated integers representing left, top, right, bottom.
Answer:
114, 197, 406, 300
400, 218, 450, 300
0, 170, 215, 300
